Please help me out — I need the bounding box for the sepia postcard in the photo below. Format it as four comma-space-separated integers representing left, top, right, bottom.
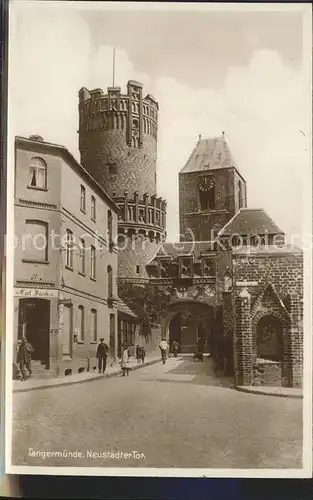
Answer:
4, 1, 313, 477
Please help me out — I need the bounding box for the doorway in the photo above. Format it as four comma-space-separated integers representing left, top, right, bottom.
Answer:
62, 304, 73, 358
18, 298, 50, 368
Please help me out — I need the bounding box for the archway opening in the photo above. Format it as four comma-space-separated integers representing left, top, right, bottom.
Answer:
18, 298, 50, 367
168, 313, 182, 348
256, 315, 283, 361
166, 302, 214, 354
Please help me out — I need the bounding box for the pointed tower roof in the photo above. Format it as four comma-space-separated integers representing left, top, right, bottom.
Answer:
180, 133, 238, 174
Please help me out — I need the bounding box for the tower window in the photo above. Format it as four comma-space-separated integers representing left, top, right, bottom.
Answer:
198, 176, 215, 211
108, 163, 117, 175
238, 180, 243, 208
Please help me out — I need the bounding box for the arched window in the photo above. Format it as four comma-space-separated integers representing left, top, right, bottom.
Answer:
238, 180, 243, 209
133, 118, 139, 129
65, 229, 73, 268
107, 265, 113, 299
28, 157, 47, 189
256, 315, 283, 361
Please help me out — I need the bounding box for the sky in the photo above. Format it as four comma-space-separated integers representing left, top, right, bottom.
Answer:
9, 2, 311, 243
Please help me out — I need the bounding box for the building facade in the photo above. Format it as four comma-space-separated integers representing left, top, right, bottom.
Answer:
14, 135, 119, 377
78, 80, 166, 283
147, 135, 303, 388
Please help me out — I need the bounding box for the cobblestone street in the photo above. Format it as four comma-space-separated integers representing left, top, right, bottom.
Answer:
12, 356, 302, 469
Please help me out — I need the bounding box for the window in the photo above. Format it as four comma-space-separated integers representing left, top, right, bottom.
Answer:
91, 309, 97, 342
107, 265, 113, 298
91, 195, 96, 221
65, 230, 74, 268
23, 220, 48, 262
108, 210, 113, 251
90, 245, 96, 279
148, 208, 153, 224
238, 180, 243, 209
28, 157, 47, 190
78, 305, 85, 342
79, 238, 85, 275
136, 265, 140, 274
128, 205, 134, 221
133, 118, 139, 129
80, 185, 86, 213
198, 176, 215, 211
108, 163, 117, 175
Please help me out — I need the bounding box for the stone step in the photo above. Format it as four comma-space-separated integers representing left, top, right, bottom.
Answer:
15, 362, 54, 379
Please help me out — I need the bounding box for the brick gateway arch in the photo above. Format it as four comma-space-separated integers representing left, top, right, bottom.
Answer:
162, 301, 218, 355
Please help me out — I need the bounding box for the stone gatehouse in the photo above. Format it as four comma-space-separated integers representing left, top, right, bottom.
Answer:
146, 134, 303, 388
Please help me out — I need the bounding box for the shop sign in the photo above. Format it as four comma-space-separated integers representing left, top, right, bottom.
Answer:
14, 288, 59, 299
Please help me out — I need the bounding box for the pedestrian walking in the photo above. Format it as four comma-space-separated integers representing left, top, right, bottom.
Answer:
171, 340, 179, 357
140, 346, 146, 364
121, 344, 130, 376
16, 337, 34, 381
96, 338, 108, 373
159, 338, 168, 364
136, 344, 141, 364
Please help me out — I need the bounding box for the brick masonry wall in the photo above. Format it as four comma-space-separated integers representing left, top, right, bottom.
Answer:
233, 250, 303, 388
118, 236, 161, 280
179, 168, 244, 241
79, 130, 157, 199
232, 252, 303, 303
234, 290, 254, 386
253, 360, 282, 387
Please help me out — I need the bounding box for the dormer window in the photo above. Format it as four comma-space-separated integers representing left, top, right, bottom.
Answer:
198, 176, 215, 211
202, 258, 214, 276
180, 258, 193, 278
28, 157, 47, 190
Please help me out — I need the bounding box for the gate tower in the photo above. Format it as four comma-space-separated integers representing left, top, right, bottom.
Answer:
78, 80, 167, 282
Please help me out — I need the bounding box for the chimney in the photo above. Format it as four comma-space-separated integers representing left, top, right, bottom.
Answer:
29, 134, 44, 142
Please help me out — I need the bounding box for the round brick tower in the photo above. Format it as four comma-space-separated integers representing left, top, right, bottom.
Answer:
78, 80, 167, 282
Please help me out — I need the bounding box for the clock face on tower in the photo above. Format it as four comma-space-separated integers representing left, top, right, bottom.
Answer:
198, 176, 215, 192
